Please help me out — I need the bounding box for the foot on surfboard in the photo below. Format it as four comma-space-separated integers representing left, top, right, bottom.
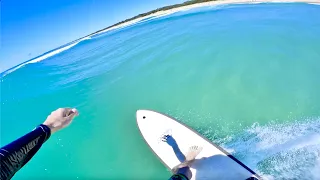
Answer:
185, 145, 203, 161
171, 145, 203, 173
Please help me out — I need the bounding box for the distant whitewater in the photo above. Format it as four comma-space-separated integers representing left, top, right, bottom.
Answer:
1, 3, 320, 180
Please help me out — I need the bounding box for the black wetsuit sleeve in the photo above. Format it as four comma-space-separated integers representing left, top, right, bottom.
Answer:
0, 124, 51, 180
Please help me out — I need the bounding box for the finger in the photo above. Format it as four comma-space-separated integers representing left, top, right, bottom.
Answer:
61, 108, 72, 117
69, 108, 78, 116
71, 108, 79, 116
66, 108, 79, 120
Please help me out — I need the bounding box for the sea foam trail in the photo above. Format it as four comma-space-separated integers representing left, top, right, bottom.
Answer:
1, 37, 91, 78
224, 118, 320, 180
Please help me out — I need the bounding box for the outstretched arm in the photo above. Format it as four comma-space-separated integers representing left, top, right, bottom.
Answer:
0, 124, 51, 179
0, 108, 78, 180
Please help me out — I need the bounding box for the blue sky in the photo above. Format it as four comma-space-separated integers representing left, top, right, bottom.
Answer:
1, 0, 183, 72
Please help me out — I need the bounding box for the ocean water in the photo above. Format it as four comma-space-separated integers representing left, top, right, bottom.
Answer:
1, 3, 320, 179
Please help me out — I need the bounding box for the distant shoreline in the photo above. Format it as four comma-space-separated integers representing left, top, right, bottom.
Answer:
83, 0, 319, 38
1, 0, 318, 75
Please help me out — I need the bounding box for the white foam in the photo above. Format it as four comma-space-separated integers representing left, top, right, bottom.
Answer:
311, 159, 320, 179
1, 36, 91, 77
224, 118, 320, 179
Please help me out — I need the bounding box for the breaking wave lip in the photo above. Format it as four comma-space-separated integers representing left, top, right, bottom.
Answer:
0, 36, 91, 78
223, 118, 320, 180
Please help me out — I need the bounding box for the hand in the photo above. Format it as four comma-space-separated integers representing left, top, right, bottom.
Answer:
43, 108, 79, 134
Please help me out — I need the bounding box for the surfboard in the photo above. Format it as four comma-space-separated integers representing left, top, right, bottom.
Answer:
136, 109, 261, 180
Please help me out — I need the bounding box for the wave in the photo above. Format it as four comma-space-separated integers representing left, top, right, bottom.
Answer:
89, 7, 203, 39
91, 7, 187, 37
139, 12, 177, 23
92, 1, 320, 37
1, 36, 91, 78
224, 118, 320, 179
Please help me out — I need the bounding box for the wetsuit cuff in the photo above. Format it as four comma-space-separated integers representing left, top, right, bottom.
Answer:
38, 124, 51, 142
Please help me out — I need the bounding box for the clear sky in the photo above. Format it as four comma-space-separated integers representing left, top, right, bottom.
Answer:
1, 0, 183, 72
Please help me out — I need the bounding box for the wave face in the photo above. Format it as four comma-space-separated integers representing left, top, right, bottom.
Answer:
1, 3, 320, 180
1, 37, 91, 77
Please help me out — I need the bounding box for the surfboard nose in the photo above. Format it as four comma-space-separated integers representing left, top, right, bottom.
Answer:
136, 110, 148, 129
136, 110, 147, 121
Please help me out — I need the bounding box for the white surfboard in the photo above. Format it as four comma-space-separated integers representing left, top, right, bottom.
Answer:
136, 110, 261, 180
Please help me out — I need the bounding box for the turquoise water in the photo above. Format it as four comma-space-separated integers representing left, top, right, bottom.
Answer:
1, 3, 320, 179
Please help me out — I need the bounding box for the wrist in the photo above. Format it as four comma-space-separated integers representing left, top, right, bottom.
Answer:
42, 122, 56, 134
39, 124, 52, 141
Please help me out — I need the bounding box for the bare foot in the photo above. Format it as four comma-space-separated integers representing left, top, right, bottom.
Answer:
185, 145, 203, 161
171, 145, 203, 174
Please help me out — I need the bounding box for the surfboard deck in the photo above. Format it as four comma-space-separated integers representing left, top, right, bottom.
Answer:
136, 109, 261, 180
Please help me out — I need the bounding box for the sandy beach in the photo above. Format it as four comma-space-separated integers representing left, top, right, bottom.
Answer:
89, 0, 319, 37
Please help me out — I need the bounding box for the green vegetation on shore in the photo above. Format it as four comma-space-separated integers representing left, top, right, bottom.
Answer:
87, 0, 218, 37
